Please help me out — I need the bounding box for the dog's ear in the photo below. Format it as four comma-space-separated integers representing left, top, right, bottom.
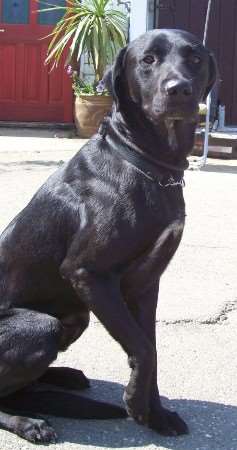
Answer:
102, 46, 128, 108
202, 52, 218, 101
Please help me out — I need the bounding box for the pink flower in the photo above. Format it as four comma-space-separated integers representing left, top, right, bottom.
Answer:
66, 65, 73, 76
96, 80, 105, 93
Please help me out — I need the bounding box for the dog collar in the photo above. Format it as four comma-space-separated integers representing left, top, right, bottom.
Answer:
105, 134, 185, 188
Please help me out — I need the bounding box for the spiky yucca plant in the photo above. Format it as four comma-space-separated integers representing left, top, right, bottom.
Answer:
41, 0, 127, 84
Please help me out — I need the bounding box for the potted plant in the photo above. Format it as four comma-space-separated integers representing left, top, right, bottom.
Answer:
41, 0, 128, 137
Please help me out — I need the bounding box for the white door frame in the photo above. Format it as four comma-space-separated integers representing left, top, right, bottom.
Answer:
129, 0, 148, 41
129, 0, 156, 41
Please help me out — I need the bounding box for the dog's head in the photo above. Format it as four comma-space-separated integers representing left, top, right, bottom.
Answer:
106, 29, 217, 125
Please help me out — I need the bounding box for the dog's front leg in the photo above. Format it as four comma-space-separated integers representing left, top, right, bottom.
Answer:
63, 266, 155, 424
126, 280, 160, 403
126, 280, 189, 436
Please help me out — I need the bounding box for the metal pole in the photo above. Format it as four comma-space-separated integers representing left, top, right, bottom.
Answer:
202, 93, 211, 165
203, 0, 212, 45
201, 0, 213, 167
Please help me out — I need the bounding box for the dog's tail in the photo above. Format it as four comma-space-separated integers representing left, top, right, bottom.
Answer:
0, 390, 127, 419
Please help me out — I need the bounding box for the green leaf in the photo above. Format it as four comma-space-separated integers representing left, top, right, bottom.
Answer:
42, 0, 128, 83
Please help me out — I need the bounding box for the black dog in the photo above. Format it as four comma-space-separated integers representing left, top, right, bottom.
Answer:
0, 29, 216, 443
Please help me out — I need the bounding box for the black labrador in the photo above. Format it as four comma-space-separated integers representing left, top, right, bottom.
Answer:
0, 29, 217, 443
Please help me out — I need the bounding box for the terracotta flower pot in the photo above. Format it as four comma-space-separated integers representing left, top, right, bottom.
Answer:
74, 95, 113, 138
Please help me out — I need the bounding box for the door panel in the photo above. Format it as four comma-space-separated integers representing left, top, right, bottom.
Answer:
0, 0, 73, 123
2, 0, 30, 24
0, 44, 16, 100
24, 45, 41, 101
156, 0, 237, 125
38, 0, 65, 25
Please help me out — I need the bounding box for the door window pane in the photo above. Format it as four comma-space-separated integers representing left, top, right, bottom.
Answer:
38, 0, 66, 25
2, 0, 29, 24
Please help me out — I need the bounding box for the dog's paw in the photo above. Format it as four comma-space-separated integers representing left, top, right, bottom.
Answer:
14, 417, 57, 444
148, 407, 189, 436
123, 388, 149, 425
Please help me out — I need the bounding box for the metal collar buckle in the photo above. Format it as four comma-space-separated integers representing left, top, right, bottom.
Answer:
159, 176, 185, 188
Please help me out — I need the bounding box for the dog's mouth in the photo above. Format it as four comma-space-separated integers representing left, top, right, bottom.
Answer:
147, 99, 199, 123
147, 109, 199, 126
166, 102, 199, 117
164, 110, 199, 122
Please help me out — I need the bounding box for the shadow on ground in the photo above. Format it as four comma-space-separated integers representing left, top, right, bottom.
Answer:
201, 163, 237, 174
46, 379, 237, 449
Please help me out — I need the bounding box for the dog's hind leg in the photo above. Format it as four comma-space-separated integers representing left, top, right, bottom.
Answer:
38, 306, 91, 391
0, 308, 126, 443
0, 308, 62, 443
38, 366, 90, 390
38, 307, 91, 391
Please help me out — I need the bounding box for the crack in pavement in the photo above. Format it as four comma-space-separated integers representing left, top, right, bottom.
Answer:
90, 300, 237, 328
183, 244, 233, 250
157, 299, 237, 326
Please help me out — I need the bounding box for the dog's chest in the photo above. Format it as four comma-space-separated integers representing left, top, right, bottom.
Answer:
127, 181, 185, 243
146, 182, 185, 223
121, 184, 185, 292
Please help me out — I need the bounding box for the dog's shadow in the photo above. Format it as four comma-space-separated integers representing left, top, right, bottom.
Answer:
51, 379, 237, 449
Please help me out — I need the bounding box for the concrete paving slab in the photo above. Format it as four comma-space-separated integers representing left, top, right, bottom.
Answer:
159, 168, 237, 323
1, 149, 235, 324
0, 126, 75, 138
0, 321, 236, 450
0, 135, 85, 155
0, 137, 236, 449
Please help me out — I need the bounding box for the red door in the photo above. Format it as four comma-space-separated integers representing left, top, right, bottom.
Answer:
0, 0, 73, 123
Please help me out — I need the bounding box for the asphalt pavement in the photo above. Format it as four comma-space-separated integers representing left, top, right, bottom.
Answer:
0, 130, 236, 450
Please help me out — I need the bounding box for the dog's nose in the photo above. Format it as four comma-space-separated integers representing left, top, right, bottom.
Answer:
165, 80, 192, 97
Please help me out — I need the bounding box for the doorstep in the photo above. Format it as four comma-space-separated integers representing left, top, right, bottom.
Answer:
193, 128, 237, 159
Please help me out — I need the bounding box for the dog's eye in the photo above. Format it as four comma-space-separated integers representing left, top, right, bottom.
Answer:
142, 55, 155, 64
190, 55, 201, 64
